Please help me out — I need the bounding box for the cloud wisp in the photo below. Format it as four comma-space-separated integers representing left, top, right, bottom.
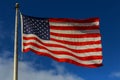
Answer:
110, 71, 120, 78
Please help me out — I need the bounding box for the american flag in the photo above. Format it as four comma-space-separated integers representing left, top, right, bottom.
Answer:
21, 14, 103, 68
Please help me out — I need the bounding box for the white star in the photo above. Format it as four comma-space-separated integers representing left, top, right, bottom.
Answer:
36, 20, 39, 22
41, 25, 44, 27
46, 37, 49, 39
45, 20, 48, 23
32, 19, 34, 21
41, 20, 44, 23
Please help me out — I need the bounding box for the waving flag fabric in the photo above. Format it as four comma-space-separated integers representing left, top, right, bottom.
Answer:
21, 14, 103, 68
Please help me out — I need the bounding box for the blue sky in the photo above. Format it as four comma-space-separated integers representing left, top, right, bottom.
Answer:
0, 0, 120, 80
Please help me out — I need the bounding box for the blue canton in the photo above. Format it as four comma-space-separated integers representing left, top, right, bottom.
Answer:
23, 15, 50, 40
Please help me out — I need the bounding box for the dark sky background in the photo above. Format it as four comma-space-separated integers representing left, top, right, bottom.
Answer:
0, 0, 120, 80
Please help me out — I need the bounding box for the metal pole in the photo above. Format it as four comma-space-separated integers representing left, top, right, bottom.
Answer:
13, 3, 19, 80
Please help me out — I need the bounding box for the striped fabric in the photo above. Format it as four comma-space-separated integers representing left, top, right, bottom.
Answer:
21, 14, 103, 68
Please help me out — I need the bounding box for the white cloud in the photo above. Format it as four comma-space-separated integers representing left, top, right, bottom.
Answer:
0, 50, 13, 58
110, 72, 120, 78
51, 61, 65, 74
0, 51, 84, 80
0, 58, 13, 80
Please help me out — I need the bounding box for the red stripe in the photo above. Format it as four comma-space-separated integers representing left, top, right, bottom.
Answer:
23, 36, 101, 46
23, 36, 102, 53
50, 26, 99, 30
49, 18, 99, 23
23, 48, 102, 68
23, 42, 102, 60
50, 32, 101, 38
23, 42, 102, 54
23, 37, 102, 54
51, 38, 101, 46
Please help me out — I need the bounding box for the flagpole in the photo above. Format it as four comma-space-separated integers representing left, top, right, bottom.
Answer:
13, 3, 19, 80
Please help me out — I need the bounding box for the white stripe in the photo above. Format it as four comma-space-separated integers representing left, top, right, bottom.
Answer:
49, 22, 99, 26
23, 39, 101, 50
51, 35, 101, 42
23, 41, 102, 57
24, 45, 102, 65
23, 34, 102, 50
24, 33, 101, 42
51, 29, 100, 34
